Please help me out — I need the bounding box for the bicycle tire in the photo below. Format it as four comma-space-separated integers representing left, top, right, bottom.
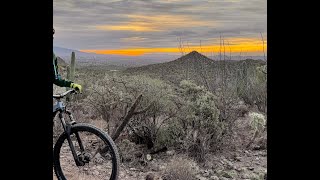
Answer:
53, 123, 120, 180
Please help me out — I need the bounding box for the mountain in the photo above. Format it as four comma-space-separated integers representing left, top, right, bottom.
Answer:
53, 46, 175, 66
124, 51, 266, 87
53, 46, 266, 67
53, 46, 106, 59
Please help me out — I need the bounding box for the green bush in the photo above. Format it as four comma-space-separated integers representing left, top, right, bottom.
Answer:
171, 80, 223, 162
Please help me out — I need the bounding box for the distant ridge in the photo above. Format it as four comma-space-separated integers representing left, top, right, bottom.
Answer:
124, 51, 266, 86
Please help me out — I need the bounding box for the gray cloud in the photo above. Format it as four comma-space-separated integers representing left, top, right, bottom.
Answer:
53, 0, 266, 51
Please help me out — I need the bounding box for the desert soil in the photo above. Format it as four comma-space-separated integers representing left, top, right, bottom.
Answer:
53, 148, 266, 180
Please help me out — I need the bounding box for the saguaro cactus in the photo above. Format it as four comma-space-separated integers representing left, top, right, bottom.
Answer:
70, 52, 76, 80
67, 52, 76, 81
66, 52, 76, 101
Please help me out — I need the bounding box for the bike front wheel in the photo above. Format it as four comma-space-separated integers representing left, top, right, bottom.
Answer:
53, 123, 120, 180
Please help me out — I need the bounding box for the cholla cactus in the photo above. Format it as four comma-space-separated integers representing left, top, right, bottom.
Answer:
246, 112, 266, 148
249, 112, 266, 132
256, 65, 267, 74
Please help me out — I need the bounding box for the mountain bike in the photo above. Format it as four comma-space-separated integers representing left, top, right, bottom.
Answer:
53, 89, 120, 180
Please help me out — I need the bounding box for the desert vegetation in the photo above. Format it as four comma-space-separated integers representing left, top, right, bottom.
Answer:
54, 50, 267, 179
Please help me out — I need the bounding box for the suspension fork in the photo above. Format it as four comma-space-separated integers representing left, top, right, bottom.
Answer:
65, 110, 85, 151
59, 112, 84, 166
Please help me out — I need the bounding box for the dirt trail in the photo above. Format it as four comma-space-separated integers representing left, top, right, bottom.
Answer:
53, 148, 266, 180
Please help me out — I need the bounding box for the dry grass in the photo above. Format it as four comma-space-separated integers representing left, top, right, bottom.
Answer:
162, 156, 197, 180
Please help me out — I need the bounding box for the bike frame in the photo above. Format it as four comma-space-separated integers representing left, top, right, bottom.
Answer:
53, 90, 86, 166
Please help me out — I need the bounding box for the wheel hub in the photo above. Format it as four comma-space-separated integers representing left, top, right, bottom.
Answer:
78, 152, 91, 164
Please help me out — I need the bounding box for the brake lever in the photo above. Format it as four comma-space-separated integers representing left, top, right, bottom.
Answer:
73, 89, 82, 95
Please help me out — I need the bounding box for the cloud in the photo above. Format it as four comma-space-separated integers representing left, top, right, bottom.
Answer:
53, 0, 266, 55
95, 14, 216, 32
121, 36, 149, 42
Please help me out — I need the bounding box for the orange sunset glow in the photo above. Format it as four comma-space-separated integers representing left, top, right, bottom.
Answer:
81, 38, 267, 56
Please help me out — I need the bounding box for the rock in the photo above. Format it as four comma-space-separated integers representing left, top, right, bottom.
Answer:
210, 175, 219, 180
145, 173, 155, 180
253, 145, 262, 150
234, 156, 242, 161
222, 157, 228, 163
159, 165, 166, 171
260, 151, 267, 157
93, 170, 99, 175
129, 167, 139, 171
226, 161, 233, 169
146, 154, 152, 161
166, 150, 175, 156
203, 170, 210, 177
248, 167, 254, 171
235, 167, 245, 172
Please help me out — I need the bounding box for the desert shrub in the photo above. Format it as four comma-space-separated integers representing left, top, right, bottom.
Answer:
84, 74, 178, 148
162, 80, 224, 162
84, 74, 134, 133
155, 120, 184, 149
162, 156, 197, 180
236, 62, 267, 113
123, 75, 177, 149
116, 139, 147, 166
232, 111, 267, 149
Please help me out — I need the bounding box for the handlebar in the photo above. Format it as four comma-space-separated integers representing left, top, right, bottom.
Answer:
53, 89, 77, 99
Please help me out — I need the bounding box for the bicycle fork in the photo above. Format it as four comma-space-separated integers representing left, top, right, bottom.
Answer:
59, 111, 86, 166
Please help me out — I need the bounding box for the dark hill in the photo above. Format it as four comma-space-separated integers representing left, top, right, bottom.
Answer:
124, 51, 266, 88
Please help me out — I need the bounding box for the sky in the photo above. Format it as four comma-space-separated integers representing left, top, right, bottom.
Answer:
53, 0, 267, 57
